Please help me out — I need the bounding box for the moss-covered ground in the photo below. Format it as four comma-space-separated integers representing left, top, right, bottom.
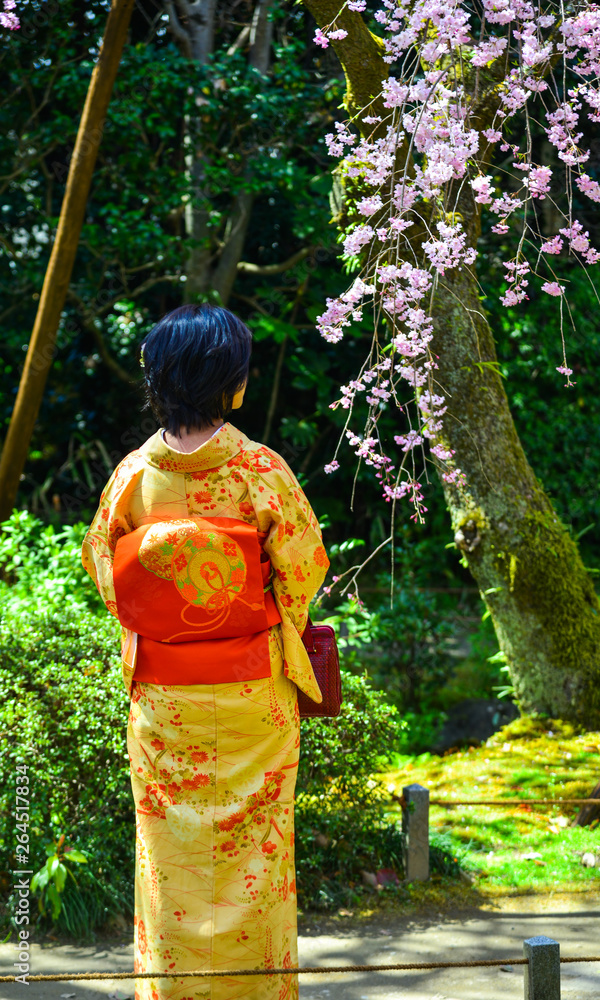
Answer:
384, 716, 600, 898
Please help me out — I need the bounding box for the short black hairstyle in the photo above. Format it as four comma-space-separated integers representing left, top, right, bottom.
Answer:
141, 304, 252, 433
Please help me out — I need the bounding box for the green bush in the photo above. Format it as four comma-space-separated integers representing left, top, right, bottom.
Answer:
0, 510, 103, 614
0, 517, 467, 931
320, 533, 458, 712
0, 607, 133, 937
0, 598, 412, 931
296, 672, 407, 910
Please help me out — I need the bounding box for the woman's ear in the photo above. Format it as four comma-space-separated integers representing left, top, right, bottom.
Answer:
231, 382, 247, 410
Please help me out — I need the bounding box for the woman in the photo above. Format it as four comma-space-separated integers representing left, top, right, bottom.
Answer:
82, 304, 329, 1000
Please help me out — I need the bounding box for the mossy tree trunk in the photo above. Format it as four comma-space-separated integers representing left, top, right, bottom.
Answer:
303, 0, 600, 727
432, 267, 600, 725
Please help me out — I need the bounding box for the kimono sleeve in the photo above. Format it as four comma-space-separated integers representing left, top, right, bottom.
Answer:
261, 455, 329, 636
81, 452, 141, 617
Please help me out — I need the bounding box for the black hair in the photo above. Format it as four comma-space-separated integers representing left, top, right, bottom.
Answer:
141, 304, 252, 434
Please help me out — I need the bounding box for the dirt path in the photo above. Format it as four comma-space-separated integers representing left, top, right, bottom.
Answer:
0, 893, 598, 1000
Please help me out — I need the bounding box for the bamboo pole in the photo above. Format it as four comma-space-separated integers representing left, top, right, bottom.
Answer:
0, 0, 136, 522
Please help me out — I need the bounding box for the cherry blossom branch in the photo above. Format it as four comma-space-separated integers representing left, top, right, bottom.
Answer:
302, 0, 600, 526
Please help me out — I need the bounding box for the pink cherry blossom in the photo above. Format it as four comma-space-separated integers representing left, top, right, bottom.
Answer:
526, 165, 552, 198
315, 0, 600, 519
343, 224, 375, 256
357, 194, 384, 216
576, 173, 600, 202
541, 235, 563, 254
472, 36, 508, 65
0, 0, 18, 29
471, 174, 495, 204
541, 281, 565, 296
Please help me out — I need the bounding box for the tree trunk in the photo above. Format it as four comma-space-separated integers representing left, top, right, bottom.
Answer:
169, 0, 274, 305
431, 268, 600, 727
211, 0, 274, 304
0, 0, 136, 523
302, 0, 600, 728
212, 189, 255, 305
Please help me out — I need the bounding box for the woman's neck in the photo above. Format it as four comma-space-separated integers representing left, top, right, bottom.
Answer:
163, 421, 224, 454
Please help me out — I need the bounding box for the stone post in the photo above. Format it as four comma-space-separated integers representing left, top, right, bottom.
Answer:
402, 783, 429, 882
524, 935, 561, 1000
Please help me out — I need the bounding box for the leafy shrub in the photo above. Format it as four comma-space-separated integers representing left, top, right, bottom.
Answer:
0, 511, 103, 614
320, 533, 458, 716
296, 672, 407, 910
0, 597, 413, 930
298, 671, 405, 795
318, 529, 515, 752
0, 606, 133, 937
0, 517, 469, 931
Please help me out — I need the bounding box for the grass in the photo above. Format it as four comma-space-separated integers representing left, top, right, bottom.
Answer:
383, 715, 600, 897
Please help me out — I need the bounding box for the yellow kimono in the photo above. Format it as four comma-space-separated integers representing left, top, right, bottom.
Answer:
82, 423, 329, 1000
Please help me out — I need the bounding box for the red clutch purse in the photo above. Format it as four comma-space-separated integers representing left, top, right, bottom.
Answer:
297, 618, 342, 718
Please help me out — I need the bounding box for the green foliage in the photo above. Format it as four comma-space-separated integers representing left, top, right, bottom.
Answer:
318, 534, 470, 741
0, 597, 412, 930
296, 670, 407, 909
31, 836, 89, 922
298, 670, 405, 794
295, 807, 406, 912
0, 606, 133, 936
0, 510, 103, 614
295, 672, 470, 909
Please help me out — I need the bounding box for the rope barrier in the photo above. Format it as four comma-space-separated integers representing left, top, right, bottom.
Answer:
430, 798, 600, 806
2, 957, 600, 982
4, 786, 596, 988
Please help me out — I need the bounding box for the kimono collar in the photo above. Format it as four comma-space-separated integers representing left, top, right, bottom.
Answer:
140, 422, 250, 473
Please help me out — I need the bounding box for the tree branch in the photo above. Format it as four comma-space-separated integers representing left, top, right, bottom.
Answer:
213, 190, 255, 304
66, 292, 133, 384
78, 273, 182, 321
301, 0, 389, 123
165, 1, 192, 57
174, 0, 192, 20
227, 25, 250, 57
89, 324, 135, 383
237, 245, 315, 276
249, 0, 273, 75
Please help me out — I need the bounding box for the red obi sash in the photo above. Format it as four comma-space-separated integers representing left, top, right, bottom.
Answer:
113, 517, 281, 685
